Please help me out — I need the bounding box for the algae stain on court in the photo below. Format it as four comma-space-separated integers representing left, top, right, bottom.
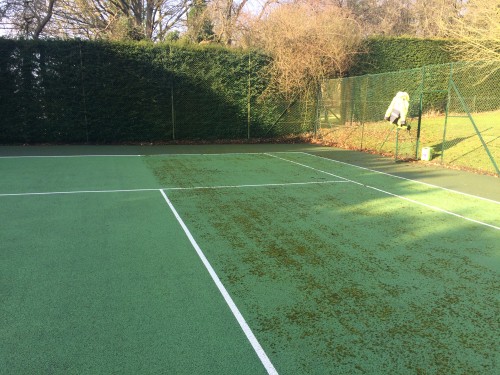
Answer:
145, 158, 499, 375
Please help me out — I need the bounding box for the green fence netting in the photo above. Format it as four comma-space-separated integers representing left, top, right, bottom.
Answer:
0, 39, 316, 144
1, 39, 498, 176
320, 61, 500, 175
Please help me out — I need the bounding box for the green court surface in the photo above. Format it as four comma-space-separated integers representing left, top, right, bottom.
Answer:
1, 145, 499, 375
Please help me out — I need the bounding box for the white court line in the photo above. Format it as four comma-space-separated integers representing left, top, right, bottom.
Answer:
265, 153, 361, 185
366, 185, 500, 230
0, 151, 500, 229
267, 153, 500, 231
0, 155, 141, 158
2, 149, 498, 205
166, 180, 349, 191
0, 151, 309, 159
299, 152, 500, 205
159, 190, 279, 375
0, 188, 161, 197
0, 181, 348, 197
0, 152, 274, 159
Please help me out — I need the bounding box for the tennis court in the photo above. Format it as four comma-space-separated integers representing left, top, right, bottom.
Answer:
1, 144, 499, 374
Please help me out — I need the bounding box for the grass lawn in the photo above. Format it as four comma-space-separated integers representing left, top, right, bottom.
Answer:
318, 110, 500, 175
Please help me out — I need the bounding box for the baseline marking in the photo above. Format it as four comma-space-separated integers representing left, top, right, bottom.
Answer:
0, 152, 294, 159
0, 155, 141, 159
267, 153, 500, 230
159, 189, 279, 375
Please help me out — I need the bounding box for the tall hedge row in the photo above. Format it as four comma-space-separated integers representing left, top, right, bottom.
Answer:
348, 37, 461, 76
0, 39, 314, 144
0, 37, 476, 144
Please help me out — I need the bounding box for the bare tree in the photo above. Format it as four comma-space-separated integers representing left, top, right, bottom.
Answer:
51, 0, 191, 41
439, 0, 500, 67
1, 0, 57, 38
310, 0, 467, 38
0, 0, 192, 40
251, 1, 362, 97
410, 0, 466, 37
219, 0, 284, 47
186, 0, 214, 42
0, 0, 18, 36
205, 0, 250, 45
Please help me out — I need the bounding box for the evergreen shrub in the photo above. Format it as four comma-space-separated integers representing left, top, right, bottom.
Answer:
0, 39, 310, 144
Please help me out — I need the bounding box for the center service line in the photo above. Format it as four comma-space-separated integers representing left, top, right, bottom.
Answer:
159, 189, 279, 375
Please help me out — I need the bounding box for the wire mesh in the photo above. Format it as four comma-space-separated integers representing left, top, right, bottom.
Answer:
320, 61, 500, 175
0, 40, 317, 144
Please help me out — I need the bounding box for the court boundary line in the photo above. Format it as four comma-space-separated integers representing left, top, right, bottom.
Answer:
298, 152, 500, 205
0, 155, 142, 158
159, 189, 279, 375
0, 152, 278, 159
267, 153, 500, 231
3, 150, 495, 204
2, 150, 497, 226
0, 152, 298, 159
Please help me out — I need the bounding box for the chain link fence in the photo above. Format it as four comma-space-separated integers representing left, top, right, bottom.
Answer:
2, 40, 498, 175
0, 39, 316, 144
320, 61, 500, 176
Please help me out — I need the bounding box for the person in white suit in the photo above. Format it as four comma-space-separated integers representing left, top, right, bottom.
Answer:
385, 92, 410, 130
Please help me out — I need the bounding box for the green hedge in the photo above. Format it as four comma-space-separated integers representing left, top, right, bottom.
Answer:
348, 37, 462, 76
1, 37, 475, 144
0, 39, 313, 144
342, 37, 499, 117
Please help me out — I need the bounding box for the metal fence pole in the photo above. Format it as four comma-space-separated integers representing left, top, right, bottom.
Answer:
247, 53, 251, 139
170, 73, 175, 141
450, 78, 500, 175
320, 61, 499, 174
79, 42, 89, 143
415, 66, 425, 159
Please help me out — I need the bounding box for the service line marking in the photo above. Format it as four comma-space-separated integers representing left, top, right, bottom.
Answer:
0, 180, 347, 197
300, 152, 500, 205
0, 188, 161, 197
267, 153, 500, 231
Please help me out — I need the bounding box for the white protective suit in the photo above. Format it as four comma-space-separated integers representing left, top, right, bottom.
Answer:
384, 92, 410, 127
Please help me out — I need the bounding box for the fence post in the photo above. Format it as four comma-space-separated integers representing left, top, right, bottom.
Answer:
415, 66, 425, 159
449, 79, 500, 175
247, 53, 251, 139
360, 75, 370, 150
79, 42, 89, 143
169, 46, 175, 140
314, 84, 322, 137
440, 63, 454, 164
171, 75, 175, 140
395, 127, 400, 161
416, 92, 423, 159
